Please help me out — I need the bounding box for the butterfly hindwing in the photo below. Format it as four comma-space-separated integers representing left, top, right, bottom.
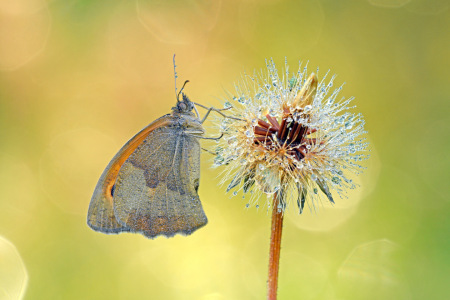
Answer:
112, 125, 207, 238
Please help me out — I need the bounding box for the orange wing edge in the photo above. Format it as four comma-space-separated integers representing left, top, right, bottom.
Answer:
87, 115, 174, 234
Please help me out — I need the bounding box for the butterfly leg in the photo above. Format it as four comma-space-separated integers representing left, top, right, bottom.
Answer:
201, 147, 217, 155
193, 102, 243, 123
189, 133, 224, 141
185, 127, 223, 141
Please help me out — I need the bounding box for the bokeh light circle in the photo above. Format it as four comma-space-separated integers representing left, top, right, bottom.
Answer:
39, 128, 118, 215
367, 0, 410, 8
286, 136, 381, 231
337, 239, 411, 299
136, 0, 221, 44
0, 1, 51, 70
0, 236, 28, 300
416, 118, 450, 202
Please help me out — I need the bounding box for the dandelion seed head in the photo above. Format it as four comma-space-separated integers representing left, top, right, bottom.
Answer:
213, 59, 369, 213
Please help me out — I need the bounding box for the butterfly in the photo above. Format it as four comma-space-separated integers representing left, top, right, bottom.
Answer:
87, 87, 209, 239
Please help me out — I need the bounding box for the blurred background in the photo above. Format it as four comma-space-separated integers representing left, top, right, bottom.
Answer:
0, 0, 449, 299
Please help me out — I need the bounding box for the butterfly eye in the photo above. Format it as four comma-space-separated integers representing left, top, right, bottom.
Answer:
177, 102, 187, 111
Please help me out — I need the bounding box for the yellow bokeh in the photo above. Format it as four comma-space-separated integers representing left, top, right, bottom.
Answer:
0, 0, 449, 299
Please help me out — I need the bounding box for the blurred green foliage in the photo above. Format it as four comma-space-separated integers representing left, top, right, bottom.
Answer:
0, 0, 449, 299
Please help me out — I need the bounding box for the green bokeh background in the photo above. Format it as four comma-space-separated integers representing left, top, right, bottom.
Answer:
0, 0, 449, 299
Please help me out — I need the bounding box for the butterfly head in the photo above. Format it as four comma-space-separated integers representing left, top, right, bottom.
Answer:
174, 93, 195, 114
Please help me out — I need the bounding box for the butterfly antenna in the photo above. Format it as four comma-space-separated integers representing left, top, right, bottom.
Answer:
173, 54, 179, 102
177, 80, 190, 102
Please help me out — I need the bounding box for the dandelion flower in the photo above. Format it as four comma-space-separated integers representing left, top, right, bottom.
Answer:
214, 58, 369, 213
213, 58, 369, 299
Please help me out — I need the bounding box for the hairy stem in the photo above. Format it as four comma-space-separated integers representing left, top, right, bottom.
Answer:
267, 193, 284, 300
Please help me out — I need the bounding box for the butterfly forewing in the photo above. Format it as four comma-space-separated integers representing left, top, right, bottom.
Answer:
112, 121, 207, 238
87, 115, 172, 234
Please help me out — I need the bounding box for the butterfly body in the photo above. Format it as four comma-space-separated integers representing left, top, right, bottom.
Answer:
87, 94, 207, 239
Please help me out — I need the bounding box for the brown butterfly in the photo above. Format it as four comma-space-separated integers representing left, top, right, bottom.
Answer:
87, 84, 214, 239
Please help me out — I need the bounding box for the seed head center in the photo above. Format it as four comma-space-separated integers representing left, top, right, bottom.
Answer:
252, 114, 318, 162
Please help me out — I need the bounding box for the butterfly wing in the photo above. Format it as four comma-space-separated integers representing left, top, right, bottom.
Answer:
87, 115, 172, 234
112, 124, 207, 239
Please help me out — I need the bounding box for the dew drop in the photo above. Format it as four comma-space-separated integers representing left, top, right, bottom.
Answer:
233, 191, 238, 196
335, 116, 345, 125
214, 156, 224, 166
313, 188, 318, 194
332, 177, 341, 184
228, 138, 237, 145
348, 143, 356, 154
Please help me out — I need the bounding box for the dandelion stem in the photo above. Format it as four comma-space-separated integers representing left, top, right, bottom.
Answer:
267, 193, 284, 300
